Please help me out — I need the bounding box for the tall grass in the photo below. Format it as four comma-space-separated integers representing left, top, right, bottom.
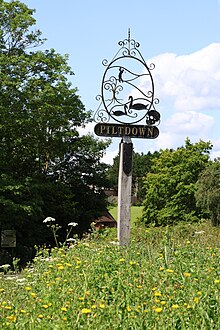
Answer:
0, 221, 219, 329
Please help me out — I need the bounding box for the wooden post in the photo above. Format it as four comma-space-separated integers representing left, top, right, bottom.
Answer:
117, 137, 133, 246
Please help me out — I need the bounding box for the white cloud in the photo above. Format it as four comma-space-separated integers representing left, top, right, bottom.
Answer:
164, 111, 214, 135
150, 43, 220, 113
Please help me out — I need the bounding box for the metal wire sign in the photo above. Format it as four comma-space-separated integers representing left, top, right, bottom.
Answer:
94, 30, 160, 139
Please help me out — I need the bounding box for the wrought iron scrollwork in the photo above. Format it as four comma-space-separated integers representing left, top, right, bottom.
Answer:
94, 30, 160, 126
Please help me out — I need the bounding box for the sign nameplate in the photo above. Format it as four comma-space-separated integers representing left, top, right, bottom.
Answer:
94, 123, 159, 139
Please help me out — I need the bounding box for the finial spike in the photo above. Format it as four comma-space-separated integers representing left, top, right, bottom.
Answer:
128, 28, 130, 41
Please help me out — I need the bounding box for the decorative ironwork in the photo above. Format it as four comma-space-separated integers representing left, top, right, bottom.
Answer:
94, 30, 160, 126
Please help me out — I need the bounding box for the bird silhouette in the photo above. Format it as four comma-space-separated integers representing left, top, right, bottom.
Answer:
127, 96, 146, 110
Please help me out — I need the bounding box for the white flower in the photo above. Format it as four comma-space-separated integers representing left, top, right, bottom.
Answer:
194, 231, 205, 235
0, 264, 10, 269
66, 238, 75, 242
43, 217, 56, 223
68, 222, 78, 227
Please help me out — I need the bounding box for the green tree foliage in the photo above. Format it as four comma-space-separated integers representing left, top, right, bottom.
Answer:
141, 139, 213, 226
107, 150, 159, 203
0, 0, 110, 261
195, 159, 220, 226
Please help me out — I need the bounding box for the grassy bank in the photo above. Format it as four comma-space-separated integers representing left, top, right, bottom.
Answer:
109, 205, 144, 227
0, 221, 219, 329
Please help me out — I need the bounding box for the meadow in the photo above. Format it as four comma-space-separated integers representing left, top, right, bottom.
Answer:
0, 219, 219, 329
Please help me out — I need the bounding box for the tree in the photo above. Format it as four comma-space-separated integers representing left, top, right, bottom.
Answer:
141, 139, 213, 226
195, 159, 220, 226
0, 0, 89, 177
107, 150, 160, 203
0, 0, 110, 261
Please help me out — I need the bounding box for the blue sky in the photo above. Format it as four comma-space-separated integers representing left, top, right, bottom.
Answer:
22, 0, 220, 163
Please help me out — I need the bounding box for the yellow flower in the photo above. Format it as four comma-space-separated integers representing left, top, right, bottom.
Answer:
25, 286, 31, 291
5, 306, 12, 310
30, 292, 37, 298
6, 315, 16, 322
119, 258, 125, 262
214, 279, 220, 284
160, 301, 166, 306
194, 297, 199, 304
99, 303, 105, 309
81, 308, 91, 314
63, 317, 67, 321
154, 291, 162, 297
172, 304, 179, 309
159, 267, 164, 271
183, 272, 191, 277
61, 307, 67, 312
58, 266, 64, 270
0, 288, 5, 293
154, 307, 162, 313
126, 306, 131, 312
38, 314, 43, 319
20, 310, 26, 314
166, 269, 174, 273
137, 285, 142, 289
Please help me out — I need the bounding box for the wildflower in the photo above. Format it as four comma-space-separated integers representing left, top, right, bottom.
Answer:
194, 297, 199, 304
43, 217, 56, 223
0, 288, 5, 293
160, 301, 166, 306
63, 317, 67, 321
172, 304, 179, 309
66, 238, 75, 242
184, 272, 191, 277
68, 222, 78, 227
194, 230, 205, 235
159, 267, 164, 271
154, 291, 162, 297
166, 269, 174, 273
42, 304, 49, 309
38, 314, 43, 319
81, 308, 91, 314
119, 258, 125, 262
61, 307, 67, 312
6, 315, 16, 322
30, 292, 37, 298
25, 286, 31, 291
154, 307, 162, 313
0, 264, 10, 270
20, 310, 26, 313
214, 279, 220, 284
99, 303, 105, 309
126, 306, 131, 312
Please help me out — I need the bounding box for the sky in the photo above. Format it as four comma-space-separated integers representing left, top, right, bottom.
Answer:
22, 0, 220, 164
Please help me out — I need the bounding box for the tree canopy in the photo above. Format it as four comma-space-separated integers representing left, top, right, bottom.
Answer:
141, 139, 213, 226
0, 0, 110, 263
195, 159, 220, 226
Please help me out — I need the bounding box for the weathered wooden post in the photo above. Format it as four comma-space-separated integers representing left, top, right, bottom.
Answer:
117, 137, 133, 245
94, 30, 160, 246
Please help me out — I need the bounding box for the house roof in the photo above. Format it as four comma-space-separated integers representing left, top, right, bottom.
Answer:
95, 211, 117, 224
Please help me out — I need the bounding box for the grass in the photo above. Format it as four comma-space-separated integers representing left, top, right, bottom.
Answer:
109, 205, 144, 227
0, 221, 220, 329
